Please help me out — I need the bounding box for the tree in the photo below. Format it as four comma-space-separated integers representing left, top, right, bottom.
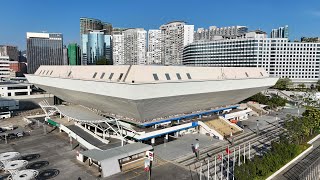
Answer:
298, 83, 306, 89
96, 57, 107, 65
273, 78, 292, 90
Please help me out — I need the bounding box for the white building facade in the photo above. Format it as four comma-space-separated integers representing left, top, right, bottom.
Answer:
183, 31, 320, 85
0, 82, 32, 97
160, 21, 194, 65
112, 32, 125, 65
147, 30, 162, 64
0, 56, 11, 79
123, 28, 147, 65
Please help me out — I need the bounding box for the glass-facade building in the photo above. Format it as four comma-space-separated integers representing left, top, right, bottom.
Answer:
67, 43, 81, 65
81, 31, 112, 65
26, 32, 63, 74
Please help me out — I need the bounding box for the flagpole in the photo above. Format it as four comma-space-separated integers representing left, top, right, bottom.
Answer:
207, 158, 210, 180
227, 146, 230, 180
233, 147, 235, 180
249, 141, 251, 160
243, 143, 246, 164
214, 156, 217, 180
238, 146, 240, 166
200, 162, 202, 180
221, 153, 223, 180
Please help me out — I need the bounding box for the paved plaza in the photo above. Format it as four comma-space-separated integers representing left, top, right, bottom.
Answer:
154, 133, 222, 161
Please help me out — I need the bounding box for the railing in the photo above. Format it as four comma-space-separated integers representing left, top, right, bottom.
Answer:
299, 156, 320, 180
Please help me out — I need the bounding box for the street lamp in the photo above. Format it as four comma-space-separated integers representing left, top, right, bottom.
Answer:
256, 120, 259, 135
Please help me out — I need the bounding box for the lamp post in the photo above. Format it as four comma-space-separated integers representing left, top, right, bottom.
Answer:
256, 120, 259, 135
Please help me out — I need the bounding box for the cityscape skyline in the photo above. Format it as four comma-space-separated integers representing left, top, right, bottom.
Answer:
1, 0, 320, 50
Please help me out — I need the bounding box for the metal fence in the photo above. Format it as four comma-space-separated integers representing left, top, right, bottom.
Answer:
299, 156, 320, 180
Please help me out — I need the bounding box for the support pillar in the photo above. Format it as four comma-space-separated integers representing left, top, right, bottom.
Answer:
164, 134, 168, 143
151, 138, 155, 146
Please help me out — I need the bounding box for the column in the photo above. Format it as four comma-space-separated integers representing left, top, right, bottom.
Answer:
151, 138, 155, 146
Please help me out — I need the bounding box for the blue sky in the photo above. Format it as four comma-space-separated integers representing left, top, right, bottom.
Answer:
1, 0, 320, 50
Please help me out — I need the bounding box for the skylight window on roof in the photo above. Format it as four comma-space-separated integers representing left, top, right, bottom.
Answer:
260, 72, 263, 76
118, 73, 124, 81
93, 72, 97, 78
39, 70, 42, 74
46, 70, 49, 75
153, 74, 159, 81
109, 73, 114, 80
245, 72, 249, 77
176, 73, 182, 80
165, 73, 171, 80
50, 71, 53, 75
186, 73, 192, 79
100, 72, 105, 79
68, 71, 72, 77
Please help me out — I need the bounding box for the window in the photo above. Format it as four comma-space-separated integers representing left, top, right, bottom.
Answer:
176, 73, 182, 80
118, 73, 124, 81
165, 73, 171, 80
42, 70, 46, 74
39, 70, 42, 74
109, 73, 114, 80
153, 74, 159, 81
260, 72, 263, 76
46, 71, 50, 75
245, 72, 249, 77
68, 71, 72, 77
100, 72, 105, 79
186, 73, 192, 79
92, 72, 97, 78
50, 71, 53, 75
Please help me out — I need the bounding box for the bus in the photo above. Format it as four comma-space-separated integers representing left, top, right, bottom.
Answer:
0, 111, 11, 119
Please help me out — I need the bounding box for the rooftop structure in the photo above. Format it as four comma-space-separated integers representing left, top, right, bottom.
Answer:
25, 65, 277, 124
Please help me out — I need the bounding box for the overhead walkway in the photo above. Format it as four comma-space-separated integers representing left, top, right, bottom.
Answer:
67, 125, 122, 150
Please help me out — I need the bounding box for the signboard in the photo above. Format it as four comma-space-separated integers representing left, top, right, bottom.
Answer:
146, 151, 154, 161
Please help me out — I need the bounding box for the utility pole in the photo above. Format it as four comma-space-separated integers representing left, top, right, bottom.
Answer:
233, 147, 235, 180
214, 156, 217, 180
238, 146, 240, 166
243, 143, 246, 164
227, 146, 230, 180
221, 153, 223, 180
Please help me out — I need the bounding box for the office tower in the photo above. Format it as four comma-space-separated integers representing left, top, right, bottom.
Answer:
112, 31, 125, 65
80, 17, 113, 65
0, 45, 19, 61
270, 25, 289, 38
67, 43, 81, 65
81, 30, 112, 65
301, 37, 320, 43
160, 21, 194, 65
0, 56, 10, 78
26, 32, 63, 74
147, 30, 162, 64
183, 30, 320, 85
121, 28, 147, 65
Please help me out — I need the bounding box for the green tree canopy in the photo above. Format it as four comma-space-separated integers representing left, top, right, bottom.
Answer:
273, 78, 293, 90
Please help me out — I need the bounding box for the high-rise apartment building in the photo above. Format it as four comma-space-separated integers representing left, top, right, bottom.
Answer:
183, 31, 320, 85
112, 31, 125, 65
147, 30, 162, 64
80, 17, 112, 35
26, 32, 64, 74
63, 46, 68, 65
160, 21, 194, 65
194, 26, 248, 42
123, 28, 147, 65
81, 30, 112, 65
67, 43, 81, 65
0, 56, 10, 78
271, 25, 289, 38
0, 45, 19, 61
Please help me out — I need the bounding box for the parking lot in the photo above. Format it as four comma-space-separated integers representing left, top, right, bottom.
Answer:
0, 118, 98, 180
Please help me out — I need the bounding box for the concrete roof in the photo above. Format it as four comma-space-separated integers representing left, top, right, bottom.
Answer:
81, 142, 152, 162
56, 105, 109, 123
33, 65, 269, 84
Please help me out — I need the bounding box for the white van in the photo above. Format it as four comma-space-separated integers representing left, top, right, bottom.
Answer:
0, 111, 11, 119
